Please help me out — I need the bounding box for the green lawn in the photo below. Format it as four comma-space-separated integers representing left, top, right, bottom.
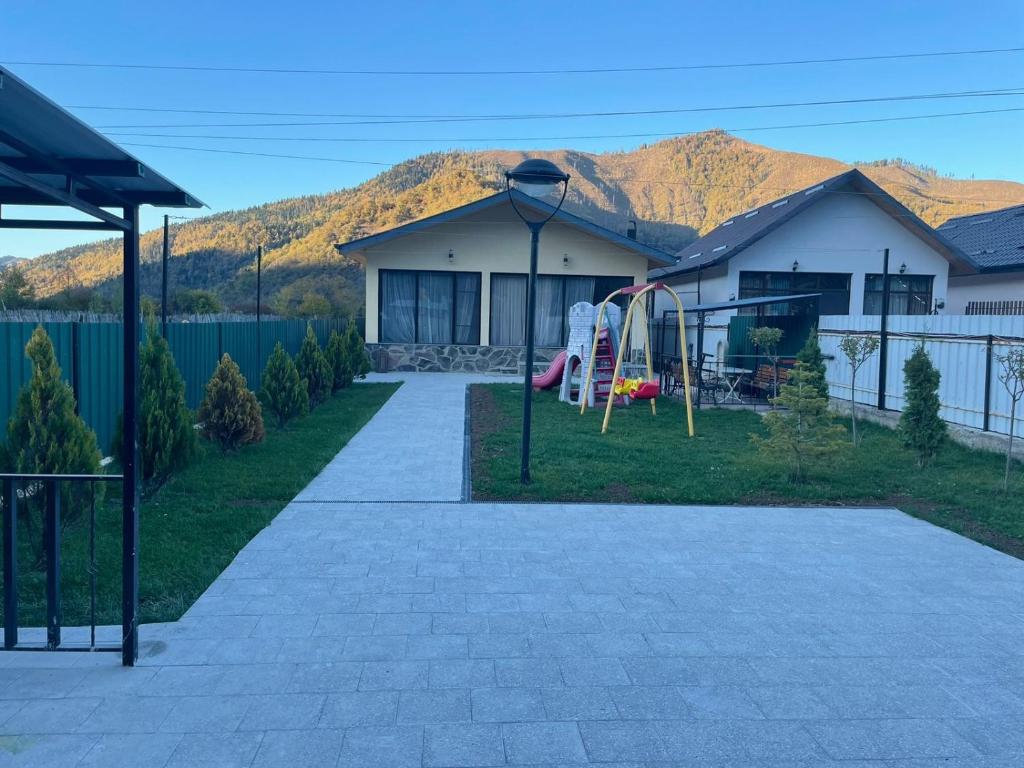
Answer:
471, 384, 1024, 559
6, 382, 398, 627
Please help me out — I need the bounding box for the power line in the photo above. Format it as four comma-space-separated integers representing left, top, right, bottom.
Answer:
118, 143, 393, 165
102, 106, 1024, 144
61, 85, 1024, 119
89, 87, 1024, 129
5, 46, 1023, 76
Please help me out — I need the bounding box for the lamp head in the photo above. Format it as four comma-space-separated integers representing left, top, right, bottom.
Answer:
505, 158, 570, 198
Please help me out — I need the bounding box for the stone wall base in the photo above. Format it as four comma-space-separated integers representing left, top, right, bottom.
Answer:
369, 343, 562, 375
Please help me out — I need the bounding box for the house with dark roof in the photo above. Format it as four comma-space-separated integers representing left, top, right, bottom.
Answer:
651, 169, 975, 322
336, 189, 674, 372
939, 204, 1024, 315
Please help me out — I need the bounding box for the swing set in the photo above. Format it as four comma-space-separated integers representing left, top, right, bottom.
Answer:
579, 282, 696, 437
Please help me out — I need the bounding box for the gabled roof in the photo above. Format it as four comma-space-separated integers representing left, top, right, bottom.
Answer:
0, 66, 202, 208
335, 189, 675, 267
649, 169, 975, 280
937, 203, 1024, 272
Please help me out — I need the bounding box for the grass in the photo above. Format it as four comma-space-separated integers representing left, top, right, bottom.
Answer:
6, 382, 399, 627
471, 384, 1024, 559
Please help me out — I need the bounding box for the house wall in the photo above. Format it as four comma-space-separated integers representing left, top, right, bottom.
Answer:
358, 204, 650, 345
659, 191, 955, 359
947, 272, 1024, 314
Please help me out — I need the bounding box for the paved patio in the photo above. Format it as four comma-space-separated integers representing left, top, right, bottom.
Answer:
1, 375, 1023, 767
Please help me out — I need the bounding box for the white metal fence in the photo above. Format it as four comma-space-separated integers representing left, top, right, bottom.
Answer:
819, 315, 1024, 437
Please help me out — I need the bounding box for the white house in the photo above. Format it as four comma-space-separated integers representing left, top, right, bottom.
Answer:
336, 189, 674, 372
649, 169, 977, 359
938, 203, 1024, 315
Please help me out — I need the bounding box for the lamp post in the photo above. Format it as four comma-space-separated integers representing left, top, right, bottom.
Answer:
505, 159, 570, 484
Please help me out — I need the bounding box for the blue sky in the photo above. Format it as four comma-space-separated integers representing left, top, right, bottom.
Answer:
2, 0, 1023, 259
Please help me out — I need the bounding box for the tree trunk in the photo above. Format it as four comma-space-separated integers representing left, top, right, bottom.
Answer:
1007, 403, 1017, 492
850, 369, 858, 445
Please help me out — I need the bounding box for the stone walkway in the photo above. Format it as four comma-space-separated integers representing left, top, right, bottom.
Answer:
1, 375, 1023, 767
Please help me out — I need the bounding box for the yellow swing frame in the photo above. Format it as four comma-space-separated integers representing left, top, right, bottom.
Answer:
579, 282, 695, 436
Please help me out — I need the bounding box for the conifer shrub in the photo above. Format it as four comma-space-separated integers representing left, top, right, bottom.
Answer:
751, 363, 846, 482
898, 343, 946, 467
197, 353, 265, 452
260, 342, 309, 428
138, 321, 196, 487
796, 326, 829, 402
3, 327, 102, 565
344, 322, 372, 383
295, 324, 332, 407
326, 330, 348, 393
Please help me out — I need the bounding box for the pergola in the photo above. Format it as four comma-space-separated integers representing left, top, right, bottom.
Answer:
0, 66, 202, 665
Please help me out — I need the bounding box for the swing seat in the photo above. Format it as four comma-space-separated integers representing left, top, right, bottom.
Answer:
630, 381, 660, 400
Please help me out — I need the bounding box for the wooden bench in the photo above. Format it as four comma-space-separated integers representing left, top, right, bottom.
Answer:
751, 362, 792, 396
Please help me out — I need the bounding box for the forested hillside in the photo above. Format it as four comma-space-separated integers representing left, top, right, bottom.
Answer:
18, 131, 1024, 316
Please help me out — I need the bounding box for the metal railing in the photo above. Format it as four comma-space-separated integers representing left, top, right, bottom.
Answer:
1, 473, 123, 653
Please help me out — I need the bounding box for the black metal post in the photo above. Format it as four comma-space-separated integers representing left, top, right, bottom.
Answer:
696, 264, 702, 304
122, 205, 140, 666
45, 480, 61, 650
983, 334, 994, 432
256, 244, 263, 366
521, 223, 541, 484
2, 477, 17, 649
695, 312, 706, 410
877, 248, 891, 411
161, 214, 169, 335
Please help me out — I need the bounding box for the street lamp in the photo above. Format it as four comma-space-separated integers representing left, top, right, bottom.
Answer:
505, 158, 571, 484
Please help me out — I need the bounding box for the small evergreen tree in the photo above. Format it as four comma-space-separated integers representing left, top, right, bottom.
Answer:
751, 363, 846, 482
4, 327, 102, 565
197, 353, 264, 452
898, 343, 946, 467
260, 342, 309, 428
326, 330, 348, 392
796, 326, 829, 402
838, 334, 880, 446
138, 321, 196, 488
997, 347, 1024, 491
295, 324, 332, 407
343, 322, 372, 383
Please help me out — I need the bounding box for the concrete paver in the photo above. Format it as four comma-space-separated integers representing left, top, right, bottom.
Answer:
1, 374, 1023, 766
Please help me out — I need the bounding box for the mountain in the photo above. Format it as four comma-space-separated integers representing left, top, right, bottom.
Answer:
18, 131, 1024, 315
0, 256, 21, 270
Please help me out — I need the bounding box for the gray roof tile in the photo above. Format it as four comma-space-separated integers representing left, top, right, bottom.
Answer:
937, 203, 1024, 271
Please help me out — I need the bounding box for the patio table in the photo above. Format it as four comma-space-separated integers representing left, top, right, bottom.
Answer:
703, 365, 752, 404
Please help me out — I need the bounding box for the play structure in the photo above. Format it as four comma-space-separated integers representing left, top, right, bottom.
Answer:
579, 282, 695, 436
532, 301, 624, 407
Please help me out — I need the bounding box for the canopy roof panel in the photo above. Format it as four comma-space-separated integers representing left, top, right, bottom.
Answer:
0, 66, 203, 209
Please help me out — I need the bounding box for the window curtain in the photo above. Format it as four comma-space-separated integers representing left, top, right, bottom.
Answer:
379, 271, 416, 343
454, 273, 481, 344
533, 276, 564, 347
490, 275, 527, 345
564, 277, 596, 312
417, 273, 454, 344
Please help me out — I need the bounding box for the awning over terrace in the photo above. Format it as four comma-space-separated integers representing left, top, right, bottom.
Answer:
0, 65, 202, 666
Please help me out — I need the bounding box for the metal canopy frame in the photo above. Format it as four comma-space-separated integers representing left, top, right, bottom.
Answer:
0, 65, 202, 666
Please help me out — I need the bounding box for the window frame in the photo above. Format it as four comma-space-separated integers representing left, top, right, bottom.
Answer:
378, 268, 482, 345
488, 272, 634, 347
737, 270, 852, 316
863, 273, 934, 316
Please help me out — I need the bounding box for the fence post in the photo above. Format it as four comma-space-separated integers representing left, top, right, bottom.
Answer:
45, 480, 61, 650
2, 477, 17, 649
983, 334, 994, 432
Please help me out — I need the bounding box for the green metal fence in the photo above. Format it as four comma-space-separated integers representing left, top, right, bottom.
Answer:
726, 314, 816, 367
0, 318, 347, 456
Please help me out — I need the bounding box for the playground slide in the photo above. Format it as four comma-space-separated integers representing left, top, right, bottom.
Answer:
532, 350, 567, 390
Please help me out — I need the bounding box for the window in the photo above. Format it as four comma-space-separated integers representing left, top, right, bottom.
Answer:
379, 270, 481, 344
738, 271, 851, 316
489, 273, 633, 346
863, 274, 933, 315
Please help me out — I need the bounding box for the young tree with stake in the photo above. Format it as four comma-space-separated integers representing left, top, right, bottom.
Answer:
997, 347, 1024, 492
838, 334, 880, 445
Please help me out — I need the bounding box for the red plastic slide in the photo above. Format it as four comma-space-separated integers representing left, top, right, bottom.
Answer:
532, 350, 567, 390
